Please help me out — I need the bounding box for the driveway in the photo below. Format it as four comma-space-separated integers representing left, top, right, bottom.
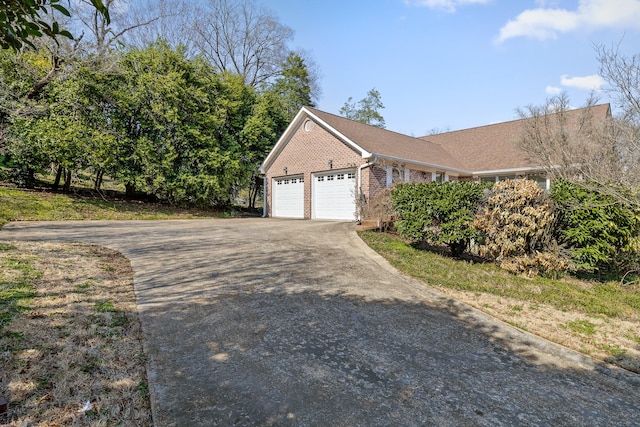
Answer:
2, 219, 639, 426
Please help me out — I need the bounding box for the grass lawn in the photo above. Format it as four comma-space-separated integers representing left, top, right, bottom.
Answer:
0, 186, 230, 228
1, 185, 225, 424
0, 241, 152, 425
359, 230, 640, 374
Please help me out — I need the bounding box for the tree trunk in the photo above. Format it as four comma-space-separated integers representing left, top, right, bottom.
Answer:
63, 169, 72, 192
52, 165, 63, 190
94, 169, 104, 191
125, 182, 136, 198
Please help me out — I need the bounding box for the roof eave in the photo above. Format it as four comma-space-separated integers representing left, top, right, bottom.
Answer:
260, 107, 371, 173
374, 154, 471, 175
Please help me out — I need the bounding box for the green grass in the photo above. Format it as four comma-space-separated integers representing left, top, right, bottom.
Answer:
359, 231, 640, 320
0, 186, 223, 227
0, 249, 41, 330
566, 320, 597, 335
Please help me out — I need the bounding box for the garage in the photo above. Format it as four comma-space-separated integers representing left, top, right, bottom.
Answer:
272, 176, 304, 218
312, 170, 357, 220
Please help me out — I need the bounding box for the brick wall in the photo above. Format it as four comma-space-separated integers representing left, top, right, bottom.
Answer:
264, 118, 364, 218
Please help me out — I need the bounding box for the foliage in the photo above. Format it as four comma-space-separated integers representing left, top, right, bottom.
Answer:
473, 179, 566, 276
1, 41, 287, 207
0, 0, 109, 50
339, 88, 385, 128
392, 181, 485, 256
271, 52, 315, 120
551, 179, 640, 273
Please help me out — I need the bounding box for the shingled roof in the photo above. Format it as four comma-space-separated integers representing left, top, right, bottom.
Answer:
261, 103, 612, 175
306, 108, 466, 171
419, 103, 611, 173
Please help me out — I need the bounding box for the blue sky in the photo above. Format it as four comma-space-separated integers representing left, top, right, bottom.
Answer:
264, 0, 640, 136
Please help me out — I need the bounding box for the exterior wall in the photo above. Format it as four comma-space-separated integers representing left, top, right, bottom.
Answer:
365, 165, 387, 201
264, 119, 364, 219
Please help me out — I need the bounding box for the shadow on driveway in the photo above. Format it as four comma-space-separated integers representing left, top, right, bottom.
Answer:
2, 219, 639, 426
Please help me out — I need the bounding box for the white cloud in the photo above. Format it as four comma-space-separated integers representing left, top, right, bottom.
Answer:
496, 0, 640, 43
405, 0, 492, 13
560, 74, 606, 90
546, 85, 563, 94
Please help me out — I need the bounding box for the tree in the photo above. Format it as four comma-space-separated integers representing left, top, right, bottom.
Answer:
518, 43, 640, 208
190, 0, 294, 87
271, 52, 315, 120
339, 88, 385, 128
0, 0, 109, 50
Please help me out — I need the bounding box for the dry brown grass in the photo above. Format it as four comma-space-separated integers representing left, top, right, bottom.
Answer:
435, 287, 640, 373
0, 241, 152, 426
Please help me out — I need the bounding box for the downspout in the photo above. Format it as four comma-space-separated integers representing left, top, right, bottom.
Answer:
357, 155, 377, 222
261, 175, 267, 218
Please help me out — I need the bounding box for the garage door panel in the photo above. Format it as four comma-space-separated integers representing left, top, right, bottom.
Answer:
273, 176, 304, 218
313, 171, 356, 220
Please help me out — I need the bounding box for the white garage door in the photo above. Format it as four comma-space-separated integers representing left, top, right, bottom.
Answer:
313, 170, 357, 220
272, 176, 304, 218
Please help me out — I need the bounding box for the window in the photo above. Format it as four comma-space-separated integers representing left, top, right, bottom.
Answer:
337, 174, 345, 180
317, 176, 324, 182
299, 177, 304, 183
284, 179, 289, 184
347, 172, 355, 179
327, 175, 334, 181
480, 176, 496, 184
434, 172, 444, 183
304, 120, 314, 131
527, 174, 548, 190
291, 178, 297, 184
277, 180, 282, 185
392, 167, 403, 184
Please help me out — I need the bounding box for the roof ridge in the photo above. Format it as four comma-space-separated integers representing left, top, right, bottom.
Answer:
305, 106, 443, 147
418, 103, 610, 140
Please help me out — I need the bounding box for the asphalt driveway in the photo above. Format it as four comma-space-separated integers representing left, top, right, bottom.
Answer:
2, 218, 639, 426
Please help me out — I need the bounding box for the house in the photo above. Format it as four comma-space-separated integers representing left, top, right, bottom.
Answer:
259, 104, 611, 221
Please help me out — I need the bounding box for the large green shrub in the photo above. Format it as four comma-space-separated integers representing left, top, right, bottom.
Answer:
550, 180, 640, 273
392, 181, 484, 256
473, 179, 566, 277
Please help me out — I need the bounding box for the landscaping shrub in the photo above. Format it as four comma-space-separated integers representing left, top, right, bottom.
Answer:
473, 179, 566, 276
360, 187, 395, 231
392, 181, 484, 256
550, 179, 640, 273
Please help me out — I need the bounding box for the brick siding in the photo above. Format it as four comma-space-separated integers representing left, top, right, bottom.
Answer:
264, 119, 364, 219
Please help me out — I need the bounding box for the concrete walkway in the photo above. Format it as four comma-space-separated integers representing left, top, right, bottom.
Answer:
2, 219, 639, 426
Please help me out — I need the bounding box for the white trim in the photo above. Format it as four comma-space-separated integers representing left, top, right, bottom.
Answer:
311, 169, 357, 221
357, 156, 377, 222
472, 166, 548, 176
385, 165, 393, 187
375, 154, 471, 175
262, 175, 267, 217
260, 107, 372, 173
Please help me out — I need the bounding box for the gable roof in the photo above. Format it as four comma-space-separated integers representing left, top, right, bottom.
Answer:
261, 103, 612, 176
420, 103, 611, 173
260, 107, 466, 174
